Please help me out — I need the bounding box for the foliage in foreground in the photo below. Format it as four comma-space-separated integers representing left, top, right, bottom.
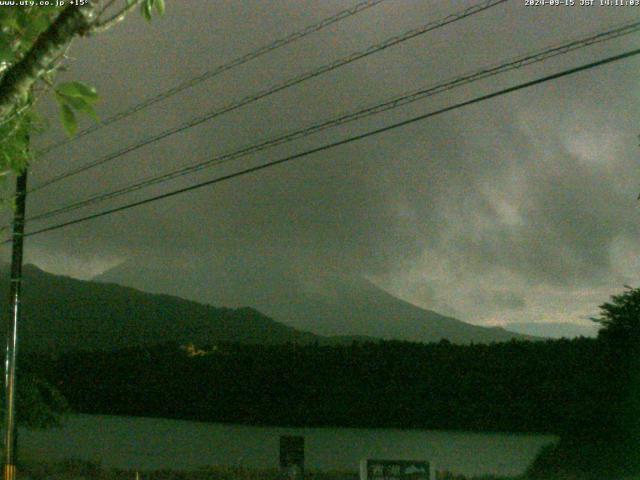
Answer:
0, 1, 165, 185
12, 373, 68, 429
525, 286, 640, 479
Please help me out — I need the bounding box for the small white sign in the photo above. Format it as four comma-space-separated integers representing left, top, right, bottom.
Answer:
360, 459, 434, 480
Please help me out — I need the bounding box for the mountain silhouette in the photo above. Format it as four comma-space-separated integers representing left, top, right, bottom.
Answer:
0, 264, 331, 353
94, 259, 530, 344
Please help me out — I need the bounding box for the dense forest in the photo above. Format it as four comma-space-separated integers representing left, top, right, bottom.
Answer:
23, 337, 613, 434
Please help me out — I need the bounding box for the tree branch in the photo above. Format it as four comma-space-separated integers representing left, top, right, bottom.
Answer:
0, 4, 98, 121
92, 0, 144, 34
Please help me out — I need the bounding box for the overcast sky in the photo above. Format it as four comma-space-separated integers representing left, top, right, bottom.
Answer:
4, 0, 639, 330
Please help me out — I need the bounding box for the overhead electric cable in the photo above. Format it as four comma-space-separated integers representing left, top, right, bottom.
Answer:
25, 19, 640, 224
18, 47, 640, 240
36, 0, 387, 156
30, 0, 508, 193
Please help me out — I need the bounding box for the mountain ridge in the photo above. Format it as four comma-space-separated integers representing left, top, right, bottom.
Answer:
0, 263, 532, 352
94, 260, 533, 344
0, 264, 327, 352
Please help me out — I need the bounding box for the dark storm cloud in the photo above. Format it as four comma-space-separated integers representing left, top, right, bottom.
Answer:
435, 72, 640, 287
12, 0, 640, 325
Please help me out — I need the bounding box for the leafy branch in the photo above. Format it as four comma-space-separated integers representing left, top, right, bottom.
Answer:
0, 0, 166, 177
54, 81, 99, 136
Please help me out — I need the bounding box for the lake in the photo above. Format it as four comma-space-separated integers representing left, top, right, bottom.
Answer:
18, 414, 557, 478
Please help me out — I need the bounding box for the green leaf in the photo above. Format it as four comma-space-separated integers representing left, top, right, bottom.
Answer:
58, 93, 98, 121
0, 12, 19, 32
155, 0, 165, 16
0, 109, 34, 173
60, 104, 77, 136
141, 0, 152, 21
70, 82, 98, 102
56, 81, 98, 103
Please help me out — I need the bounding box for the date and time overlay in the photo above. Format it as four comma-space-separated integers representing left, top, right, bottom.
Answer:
0, 0, 639, 7
526, 0, 639, 6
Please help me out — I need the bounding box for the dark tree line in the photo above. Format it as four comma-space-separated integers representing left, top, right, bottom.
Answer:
23, 337, 611, 434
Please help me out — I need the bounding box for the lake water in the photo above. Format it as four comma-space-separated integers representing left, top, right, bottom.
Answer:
18, 414, 557, 478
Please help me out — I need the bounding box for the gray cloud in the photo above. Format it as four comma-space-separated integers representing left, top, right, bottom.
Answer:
8, 0, 639, 328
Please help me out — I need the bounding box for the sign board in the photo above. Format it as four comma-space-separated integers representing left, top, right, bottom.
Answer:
360, 459, 433, 480
280, 435, 304, 479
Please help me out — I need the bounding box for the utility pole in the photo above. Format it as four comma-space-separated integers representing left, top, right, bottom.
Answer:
2, 169, 28, 480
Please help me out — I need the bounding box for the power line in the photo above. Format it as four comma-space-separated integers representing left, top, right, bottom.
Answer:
19, 47, 640, 240
25, 19, 640, 224
30, 0, 509, 193
35, 0, 387, 157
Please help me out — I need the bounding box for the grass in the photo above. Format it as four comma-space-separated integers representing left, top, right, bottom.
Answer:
19, 460, 360, 480
29, 459, 635, 480
15, 460, 527, 480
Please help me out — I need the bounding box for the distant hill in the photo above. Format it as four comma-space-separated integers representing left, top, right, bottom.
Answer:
0, 262, 531, 353
0, 264, 336, 353
504, 322, 598, 339
95, 261, 532, 345
260, 274, 534, 344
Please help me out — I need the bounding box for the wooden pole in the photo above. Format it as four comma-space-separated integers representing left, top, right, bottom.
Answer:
3, 169, 28, 480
